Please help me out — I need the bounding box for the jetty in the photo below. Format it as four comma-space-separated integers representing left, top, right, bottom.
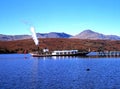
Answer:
97, 51, 120, 57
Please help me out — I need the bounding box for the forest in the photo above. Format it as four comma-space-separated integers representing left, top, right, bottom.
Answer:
0, 38, 120, 54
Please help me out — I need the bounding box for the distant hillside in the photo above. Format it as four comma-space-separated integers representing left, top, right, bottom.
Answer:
0, 38, 120, 53
72, 30, 120, 40
0, 34, 31, 41
37, 32, 72, 38
0, 32, 72, 41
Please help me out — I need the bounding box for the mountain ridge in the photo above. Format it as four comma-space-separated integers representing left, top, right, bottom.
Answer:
37, 32, 72, 38
0, 32, 72, 41
0, 30, 120, 41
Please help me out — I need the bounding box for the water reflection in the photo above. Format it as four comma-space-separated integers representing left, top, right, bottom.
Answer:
31, 59, 38, 89
52, 56, 79, 60
32, 56, 79, 60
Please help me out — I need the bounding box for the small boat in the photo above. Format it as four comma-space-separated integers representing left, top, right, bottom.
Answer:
30, 49, 89, 57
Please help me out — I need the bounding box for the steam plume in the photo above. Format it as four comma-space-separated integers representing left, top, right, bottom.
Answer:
30, 26, 39, 45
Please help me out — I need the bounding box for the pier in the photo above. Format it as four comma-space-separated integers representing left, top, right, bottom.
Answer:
97, 51, 120, 57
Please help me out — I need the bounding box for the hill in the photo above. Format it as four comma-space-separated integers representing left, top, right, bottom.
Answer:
72, 30, 120, 40
0, 34, 31, 41
0, 38, 120, 53
0, 32, 72, 41
37, 32, 72, 38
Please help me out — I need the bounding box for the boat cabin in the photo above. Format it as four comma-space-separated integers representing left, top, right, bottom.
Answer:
52, 50, 78, 55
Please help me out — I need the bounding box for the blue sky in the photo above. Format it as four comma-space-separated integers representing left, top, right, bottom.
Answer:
0, 0, 120, 35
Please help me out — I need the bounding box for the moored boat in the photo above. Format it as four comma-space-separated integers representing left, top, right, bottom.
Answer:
30, 49, 89, 57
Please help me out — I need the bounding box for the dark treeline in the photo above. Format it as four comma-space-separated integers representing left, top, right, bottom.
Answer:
0, 38, 120, 53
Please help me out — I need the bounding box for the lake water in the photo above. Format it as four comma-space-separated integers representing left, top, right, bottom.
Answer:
0, 54, 120, 89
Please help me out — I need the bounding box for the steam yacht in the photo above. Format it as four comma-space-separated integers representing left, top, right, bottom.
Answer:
30, 49, 89, 57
